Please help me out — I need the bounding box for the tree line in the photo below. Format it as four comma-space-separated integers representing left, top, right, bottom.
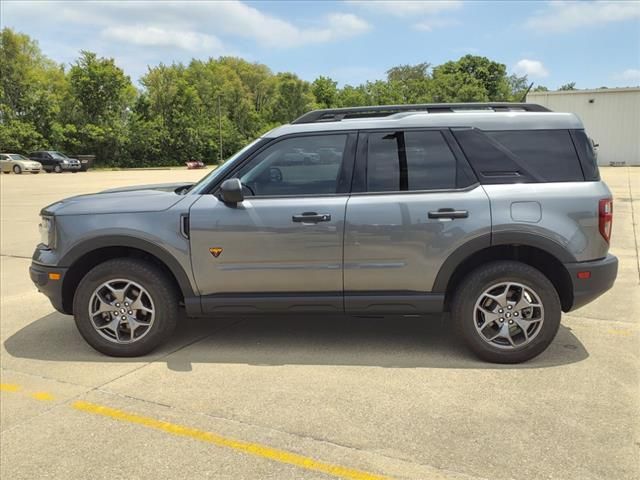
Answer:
1, 27, 558, 167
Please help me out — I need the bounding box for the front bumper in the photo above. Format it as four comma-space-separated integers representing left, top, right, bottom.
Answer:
62, 163, 81, 171
30, 263, 69, 314
564, 254, 618, 311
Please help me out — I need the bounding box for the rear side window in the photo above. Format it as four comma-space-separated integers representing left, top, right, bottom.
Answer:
453, 129, 585, 183
487, 130, 583, 182
366, 130, 458, 192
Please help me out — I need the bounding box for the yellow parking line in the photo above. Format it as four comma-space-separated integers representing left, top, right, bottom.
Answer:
73, 400, 392, 480
32, 392, 55, 401
607, 329, 634, 336
0, 383, 21, 392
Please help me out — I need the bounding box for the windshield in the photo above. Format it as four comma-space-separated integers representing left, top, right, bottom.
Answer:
9, 154, 29, 161
189, 138, 265, 194
49, 151, 68, 160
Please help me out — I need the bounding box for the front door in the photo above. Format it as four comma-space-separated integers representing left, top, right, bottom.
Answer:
189, 132, 356, 314
343, 129, 491, 313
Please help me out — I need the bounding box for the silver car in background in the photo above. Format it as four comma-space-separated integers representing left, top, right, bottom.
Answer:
1, 153, 42, 174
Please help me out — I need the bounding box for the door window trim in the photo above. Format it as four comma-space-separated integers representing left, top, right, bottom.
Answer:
352, 127, 479, 195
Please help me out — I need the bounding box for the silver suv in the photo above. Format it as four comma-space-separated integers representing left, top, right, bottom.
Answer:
30, 103, 618, 363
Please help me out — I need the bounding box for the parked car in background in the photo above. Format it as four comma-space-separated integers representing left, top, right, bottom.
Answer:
186, 160, 205, 169
28, 151, 81, 173
0, 153, 42, 174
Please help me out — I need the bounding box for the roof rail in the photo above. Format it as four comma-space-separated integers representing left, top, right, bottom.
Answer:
291, 102, 551, 124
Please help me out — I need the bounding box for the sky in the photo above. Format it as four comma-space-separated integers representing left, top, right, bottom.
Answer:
2, 0, 639, 90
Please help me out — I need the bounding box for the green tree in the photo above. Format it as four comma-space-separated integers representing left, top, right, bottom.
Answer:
270, 73, 315, 123
432, 55, 512, 101
0, 119, 44, 152
558, 82, 577, 91
1, 28, 571, 166
386, 63, 432, 103
67, 51, 135, 123
336, 84, 369, 107
0, 28, 66, 151
312, 76, 338, 108
62, 51, 136, 163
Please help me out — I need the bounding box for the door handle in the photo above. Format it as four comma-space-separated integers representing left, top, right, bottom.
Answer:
428, 208, 469, 219
292, 212, 331, 223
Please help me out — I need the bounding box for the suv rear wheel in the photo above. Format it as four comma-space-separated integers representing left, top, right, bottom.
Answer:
451, 261, 561, 363
73, 258, 179, 357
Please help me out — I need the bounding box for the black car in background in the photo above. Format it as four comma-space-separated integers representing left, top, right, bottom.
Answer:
28, 151, 81, 173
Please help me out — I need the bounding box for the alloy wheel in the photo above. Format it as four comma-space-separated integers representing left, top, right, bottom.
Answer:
88, 279, 155, 344
473, 282, 545, 349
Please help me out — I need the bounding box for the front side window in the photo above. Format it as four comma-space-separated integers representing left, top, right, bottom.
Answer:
235, 134, 348, 196
366, 130, 458, 192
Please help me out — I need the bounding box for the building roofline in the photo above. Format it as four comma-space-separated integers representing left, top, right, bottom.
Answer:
528, 87, 640, 96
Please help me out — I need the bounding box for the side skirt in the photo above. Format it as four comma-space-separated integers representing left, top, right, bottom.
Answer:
185, 292, 445, 317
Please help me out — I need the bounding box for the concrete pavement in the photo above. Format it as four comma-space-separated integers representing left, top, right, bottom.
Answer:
1, 168, 638, 480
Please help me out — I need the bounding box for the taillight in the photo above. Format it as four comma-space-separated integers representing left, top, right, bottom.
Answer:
599, 198, 613, 243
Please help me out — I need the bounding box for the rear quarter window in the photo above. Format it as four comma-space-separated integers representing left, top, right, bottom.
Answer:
453, 129, 585, 183
487, 130, 584, 182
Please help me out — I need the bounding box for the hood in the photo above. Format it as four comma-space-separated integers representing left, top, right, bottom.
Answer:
42, 182, 195, 216
101, 182, 194, 194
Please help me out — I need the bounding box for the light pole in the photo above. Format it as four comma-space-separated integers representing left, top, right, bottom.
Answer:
218, 94, 223, 164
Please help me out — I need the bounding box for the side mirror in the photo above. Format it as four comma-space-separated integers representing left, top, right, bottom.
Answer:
219, 178, 244, 204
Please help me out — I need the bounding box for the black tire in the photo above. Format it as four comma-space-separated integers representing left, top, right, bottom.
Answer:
54, 164, 62, 173
13, 165, 22, 174
73, 258, 179, 357
451, 261, 561, 364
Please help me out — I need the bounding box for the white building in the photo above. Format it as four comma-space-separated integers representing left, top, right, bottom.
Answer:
527, 88, 640, 166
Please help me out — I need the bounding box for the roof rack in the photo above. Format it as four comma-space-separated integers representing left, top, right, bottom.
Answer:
291, 102, 551, 124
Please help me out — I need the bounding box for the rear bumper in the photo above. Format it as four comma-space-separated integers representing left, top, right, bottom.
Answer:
30, 263, 69, 314
564, 254, 618, 311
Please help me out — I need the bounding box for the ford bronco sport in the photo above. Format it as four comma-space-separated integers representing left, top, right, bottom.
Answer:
30, 103, 618, 363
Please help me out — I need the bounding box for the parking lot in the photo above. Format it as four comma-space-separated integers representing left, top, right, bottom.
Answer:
1, 167, 638, 479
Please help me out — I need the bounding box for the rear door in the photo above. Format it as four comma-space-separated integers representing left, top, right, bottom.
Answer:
343, 129, 491, 314
189, 132, 356, 314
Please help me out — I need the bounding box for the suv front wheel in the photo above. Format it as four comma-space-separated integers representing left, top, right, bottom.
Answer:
451, 261, 561, 364
73, 258, 179, 356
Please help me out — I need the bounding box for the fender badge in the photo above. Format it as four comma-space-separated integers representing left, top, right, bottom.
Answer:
209, 247, 223, 258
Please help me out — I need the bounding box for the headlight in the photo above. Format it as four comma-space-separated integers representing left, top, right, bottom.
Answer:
62, 159, 69, 164
39, 216, 55, 248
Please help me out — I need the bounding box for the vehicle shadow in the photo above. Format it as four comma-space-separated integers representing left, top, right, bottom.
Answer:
3, 310, 589, 371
